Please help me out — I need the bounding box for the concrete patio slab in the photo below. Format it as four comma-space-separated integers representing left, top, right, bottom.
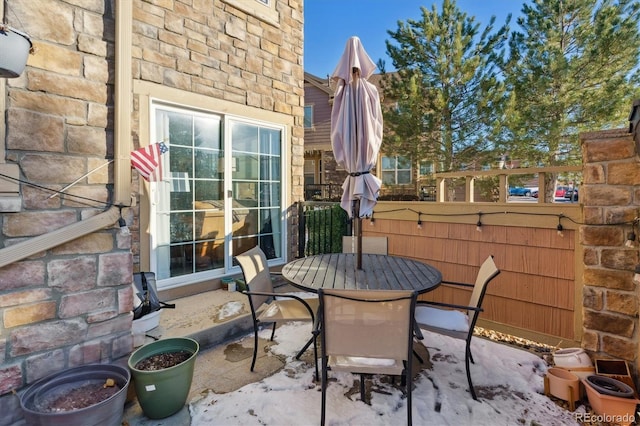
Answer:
123, 282, 304, 425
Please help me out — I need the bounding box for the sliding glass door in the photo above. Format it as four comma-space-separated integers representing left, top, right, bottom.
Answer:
150, 103, 284, 288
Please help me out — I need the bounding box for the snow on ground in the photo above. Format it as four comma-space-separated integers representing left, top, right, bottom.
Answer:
190, 322, 584, 425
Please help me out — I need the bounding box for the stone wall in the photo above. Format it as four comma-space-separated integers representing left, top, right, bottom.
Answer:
129, 0, 305, 260
0, 0, 304, 423
580, 128, 639, 377
0, 1, 129, 423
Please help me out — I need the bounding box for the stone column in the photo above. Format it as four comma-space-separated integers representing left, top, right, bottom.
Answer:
580, 127, 639, 379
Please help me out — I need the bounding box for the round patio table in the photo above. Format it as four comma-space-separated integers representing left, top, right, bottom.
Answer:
282, 253, 442, 294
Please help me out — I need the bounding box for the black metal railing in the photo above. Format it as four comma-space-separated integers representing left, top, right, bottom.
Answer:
297, 201, 349, 258
304, 184, 342, 201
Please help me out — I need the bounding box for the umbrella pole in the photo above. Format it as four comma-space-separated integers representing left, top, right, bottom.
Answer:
353, 199, 362, 270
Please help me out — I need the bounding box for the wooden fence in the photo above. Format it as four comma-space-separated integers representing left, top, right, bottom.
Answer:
297, 164, 584, 346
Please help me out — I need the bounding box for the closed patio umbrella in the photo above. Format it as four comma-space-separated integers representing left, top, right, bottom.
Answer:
330, 36, 383, 269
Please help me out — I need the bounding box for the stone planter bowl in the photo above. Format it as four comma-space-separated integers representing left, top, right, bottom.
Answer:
19, 364, 130, 426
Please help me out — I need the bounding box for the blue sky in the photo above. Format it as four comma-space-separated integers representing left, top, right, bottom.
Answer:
303, 0, 526, 77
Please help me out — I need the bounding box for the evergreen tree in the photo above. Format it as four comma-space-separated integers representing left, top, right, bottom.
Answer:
380, 0, 510, 174
504, 0, 640, 200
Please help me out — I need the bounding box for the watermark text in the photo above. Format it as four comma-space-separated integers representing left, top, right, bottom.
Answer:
573, 412, 638, 424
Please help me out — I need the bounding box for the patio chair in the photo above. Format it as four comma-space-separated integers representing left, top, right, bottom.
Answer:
341, 236, 388, 254
316, 288, 419, 426
235, 246, 318, 379
414, 255, 500, 400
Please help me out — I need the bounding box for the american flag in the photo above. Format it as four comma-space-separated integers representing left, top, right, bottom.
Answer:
131, 142, 168, 182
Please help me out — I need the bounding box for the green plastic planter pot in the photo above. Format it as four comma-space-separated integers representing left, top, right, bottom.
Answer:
128, 337, 199, 419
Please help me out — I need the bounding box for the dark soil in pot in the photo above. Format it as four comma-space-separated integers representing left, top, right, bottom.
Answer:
35, 380, 122, 412
20, 364, 130, 426
133, 350, 192, 371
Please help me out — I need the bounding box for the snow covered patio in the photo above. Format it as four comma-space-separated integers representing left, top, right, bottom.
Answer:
186, 321, 585, 425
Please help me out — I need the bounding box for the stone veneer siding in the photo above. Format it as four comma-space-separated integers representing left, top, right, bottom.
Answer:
0, 0, 304, 423
128, 0, 305, 262
580, 128, 640, 380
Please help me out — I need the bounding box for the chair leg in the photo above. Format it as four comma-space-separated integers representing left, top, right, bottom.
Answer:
269, 322, 276, 340
465, 345, 477, 400
295, 335, 314, 359
406, 371, 413, 426
321, 358, 328, 426
360, 374, 366, 404
250, 324, 259, 372
291, 326, 318, 381
312, 334, 319, 382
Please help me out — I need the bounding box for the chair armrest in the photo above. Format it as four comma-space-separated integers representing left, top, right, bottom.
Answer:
416, 300, 483, 313
242, 290, 317, 322
440, 280, 474, 289
413, 320, 424, 340
270, 271, 283, 276
313, 310, 322, 335
242, 289, 279, 298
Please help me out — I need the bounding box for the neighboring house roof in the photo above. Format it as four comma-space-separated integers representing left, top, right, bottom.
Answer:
304, 72, 331, 95
303, 71, 393, 153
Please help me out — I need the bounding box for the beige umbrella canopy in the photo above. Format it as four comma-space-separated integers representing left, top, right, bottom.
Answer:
330, 36, 383, 268
331, 36, 383, 219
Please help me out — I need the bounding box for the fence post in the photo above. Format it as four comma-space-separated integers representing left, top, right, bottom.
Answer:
297, 201, 306, 258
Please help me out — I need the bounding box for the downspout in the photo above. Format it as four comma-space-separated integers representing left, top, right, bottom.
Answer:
0, 2, 133, 268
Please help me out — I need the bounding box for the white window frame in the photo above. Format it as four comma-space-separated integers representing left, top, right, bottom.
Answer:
419, 160, 433, 176
222, 0, 279, 26
304, 105, 313, 128
381, 155, 412, 185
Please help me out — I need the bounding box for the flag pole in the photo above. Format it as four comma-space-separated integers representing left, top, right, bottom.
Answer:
353, 199, 362, 270
352, 67, 363, 270
48, 160, 114, 199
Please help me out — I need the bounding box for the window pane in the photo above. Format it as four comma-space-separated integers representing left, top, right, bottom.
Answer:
260, 156, 280, 181
194, 149, 222, 178
166, 245, 192, 277
170, 185, 192, 210
169, 146, 193, 174
233, 152, 259, 180
397, 156, 411, 169
260, 182, 280, 206
419, 161, 432, 175
194, 242, 216, 271
260, 128, 281, 155
232, 236, 258, 259
397, 171, 411, 184
382, 171, 395, 185
194, 180, 223, 203
232, 207, 258, 237
304, 106, 313, 128
234, 181, 258, 204
259, 208, 278, 234
231, 122, 258, 152
194, 117, 221, 149
167, 112, 193, 146
381, 156, 396, 169
170, 212, 193, 243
